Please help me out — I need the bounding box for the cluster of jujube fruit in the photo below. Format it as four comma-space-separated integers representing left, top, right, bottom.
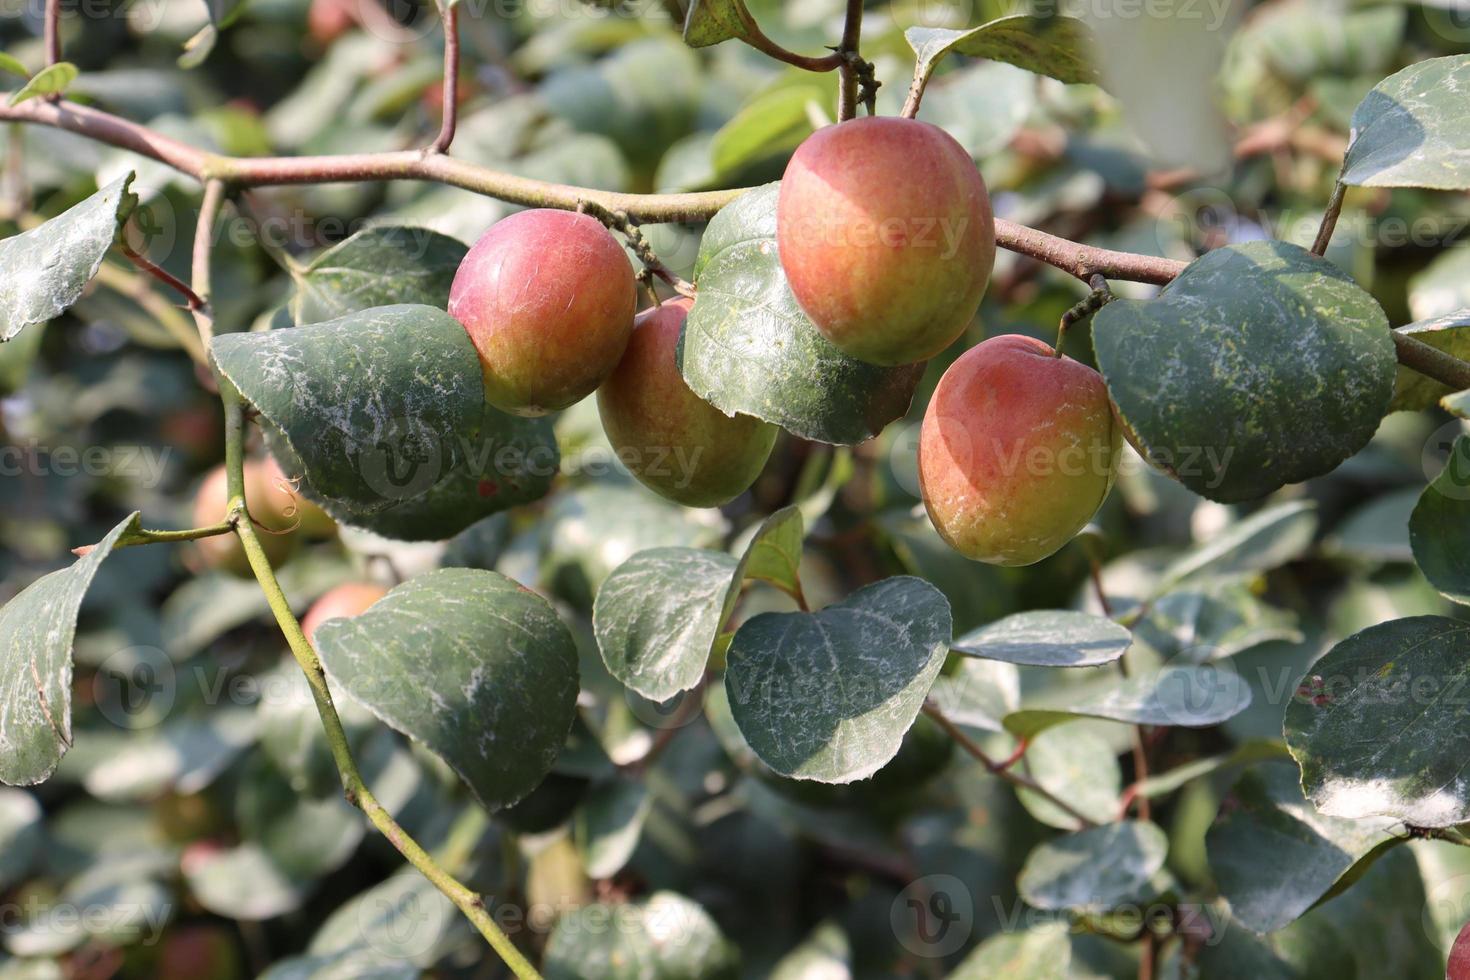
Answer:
434, 115, 1122, 566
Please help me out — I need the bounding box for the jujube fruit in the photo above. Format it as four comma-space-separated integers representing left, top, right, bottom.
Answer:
776, 116, 995, 367
597, 298, 777, 507
449, 209, 636, 417
918, 334, 1120, 566
301, 581, 390, 642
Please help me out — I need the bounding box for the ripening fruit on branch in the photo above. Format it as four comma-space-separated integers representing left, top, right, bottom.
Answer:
776, 116, 995, 367
301, 581, 390, 642
191, 460, 298, 575
919, 335, 1120, 566
449, 209, 637, 417
598, 298, 777, 507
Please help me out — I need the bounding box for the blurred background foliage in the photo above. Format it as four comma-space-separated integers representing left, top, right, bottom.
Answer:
2, 0, 1470, 976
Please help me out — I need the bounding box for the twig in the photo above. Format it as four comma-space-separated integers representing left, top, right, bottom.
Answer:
1311, 179, 1346, 257
1394, 329, 1470, 392
72, 521, 234, 556
579, 199, 695, 297
120, 242, 207, 312
429, 0, 460, 154
922, 702, 1096, 829
190, 180, 226, 346
43, 0, 62, 68
835, 0, 864, 122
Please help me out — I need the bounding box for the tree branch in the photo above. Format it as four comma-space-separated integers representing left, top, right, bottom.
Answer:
6, 96, 1470, 393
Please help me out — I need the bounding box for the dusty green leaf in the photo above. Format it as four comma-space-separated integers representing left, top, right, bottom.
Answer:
1017, 821, 1168, 912
1094, 243, 1395, 502
724, 576, 952, 783
1004, 663, 1252, 738
315, 568, 579, 811
1342, 55, 1470, 190
1410, 434, 1470, 605
682, 184, 923, 445
594, 547, 740, 702
1136, 583, 1302, 661
0, 513, 137, 786
593, 506, 804, 701
212, 304, 486, 516
1207, 763, 1401, 934
1155, 501, 1319, 593
0, 174, 135, 342
1286, 615, 1470, 827
952, 610, 1130, 667
709, 86, 818, 177
288, 225, 467, 327
928, 657, 1019, 734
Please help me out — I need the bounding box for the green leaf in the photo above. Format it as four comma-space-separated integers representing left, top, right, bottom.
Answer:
709, 86, 819, 177
682, 0, 751, 48
0, 513, 137, 786
735, 505, 804, 598
1206, 763, 1401, 934
281, 402, 560, 543
574, 777, 652, 879
1390, 314, 1470, 411
1323, 488, 1418, 564
1094, 242, 1395, 502
594, 547, 739, 702
952, 610, 1131, 668
212, 304, 486, 516
724, 576, 952, 783
0, 174, 136, 342
1017, 820, 1168, 912
1155, 500, 1319, 593
1285, 615, 1470, 827
592, 507, 804, 701
904, 16, 1099, 92
544, 891, 739, 980
949, 924, 1071, 979
682, 184, 924, 445
1004, 663, 1253, 738
1342, 55, 1470, 190
0, 53, 28, 79
1013, 723, 1123, 830
1135, 583, 1302, 662
287, 225, 468, 327
1410, 435, 1470, 605
928, 657, 1019, 734
315, 568, 580, 811
8, 62, 78, 106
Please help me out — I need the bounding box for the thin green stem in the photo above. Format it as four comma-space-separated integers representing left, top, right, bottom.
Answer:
233, 488, 543, 980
